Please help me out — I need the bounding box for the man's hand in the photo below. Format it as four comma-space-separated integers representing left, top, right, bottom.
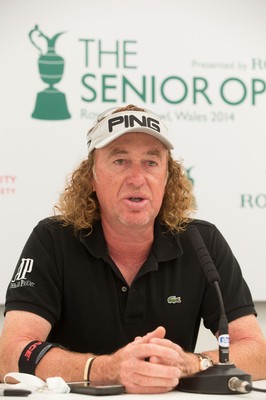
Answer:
91, 326, 196, 394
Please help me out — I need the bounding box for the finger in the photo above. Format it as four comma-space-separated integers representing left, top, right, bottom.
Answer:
150, 336, 178, 345
146, 326, 166, 340
141, 358, 181, 379
121, 360, 180, 391
150, 337, 182, 353
148, 338, 191, 372
131, 342, 179, 363
146, 340, 183, 367
134, 326, 166, 343
129, 343, 182, 376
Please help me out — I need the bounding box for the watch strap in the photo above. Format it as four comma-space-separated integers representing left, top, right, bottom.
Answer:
194, 353, 213, 371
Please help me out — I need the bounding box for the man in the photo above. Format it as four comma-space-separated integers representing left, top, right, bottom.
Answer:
0, 104, 265, 393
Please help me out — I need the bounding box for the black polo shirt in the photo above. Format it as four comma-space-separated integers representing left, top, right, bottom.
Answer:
5, 217, 255, 354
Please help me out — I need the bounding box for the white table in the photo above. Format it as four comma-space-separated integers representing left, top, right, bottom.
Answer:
3, 380, 265, 400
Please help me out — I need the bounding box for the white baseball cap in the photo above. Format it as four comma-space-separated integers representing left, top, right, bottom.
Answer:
86, 106, 174, 154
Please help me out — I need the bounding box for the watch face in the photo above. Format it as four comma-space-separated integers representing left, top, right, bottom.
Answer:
200, 357, 213, 370
195, 353, 213, 371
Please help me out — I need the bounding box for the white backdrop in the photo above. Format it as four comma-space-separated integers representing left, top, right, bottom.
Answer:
0, 0, 266, 303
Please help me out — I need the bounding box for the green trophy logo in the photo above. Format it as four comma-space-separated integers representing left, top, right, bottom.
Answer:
29, 25, 71, 120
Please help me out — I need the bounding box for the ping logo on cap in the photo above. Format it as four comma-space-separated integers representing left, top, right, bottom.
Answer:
108, 114, 161, 133
86, 108, 174, 154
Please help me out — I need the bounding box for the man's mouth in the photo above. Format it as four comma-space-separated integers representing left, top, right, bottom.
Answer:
129, 197, 143, 202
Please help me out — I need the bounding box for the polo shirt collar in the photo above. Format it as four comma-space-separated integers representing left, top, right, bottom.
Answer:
79, 220, 108, 258
79, 219, 183, 262
152, 218, 183, 261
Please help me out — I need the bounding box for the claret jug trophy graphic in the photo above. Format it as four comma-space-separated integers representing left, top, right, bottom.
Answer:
29, 25, 71, 120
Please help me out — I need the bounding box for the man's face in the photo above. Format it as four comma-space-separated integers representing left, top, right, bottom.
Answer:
92, 132, 169, 231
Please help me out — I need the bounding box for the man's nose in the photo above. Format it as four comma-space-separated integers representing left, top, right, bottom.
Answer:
126, 163, 146, 186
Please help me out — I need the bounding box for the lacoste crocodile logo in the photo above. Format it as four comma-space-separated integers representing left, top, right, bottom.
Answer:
167, 295, 182, 304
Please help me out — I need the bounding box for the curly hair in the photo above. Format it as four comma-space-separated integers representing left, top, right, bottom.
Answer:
54, 105, 196, 233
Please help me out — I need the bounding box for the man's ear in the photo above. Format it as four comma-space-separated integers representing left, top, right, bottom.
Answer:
91, 169, 97, 192
91, 177, 95, 192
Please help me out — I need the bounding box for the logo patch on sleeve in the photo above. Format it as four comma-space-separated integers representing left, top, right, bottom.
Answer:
10, 258, 35, 288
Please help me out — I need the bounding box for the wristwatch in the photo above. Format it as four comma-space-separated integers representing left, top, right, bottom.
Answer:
194, 353, 213, 371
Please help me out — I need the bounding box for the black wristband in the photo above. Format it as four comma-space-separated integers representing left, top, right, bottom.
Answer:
18, 340, 58, 375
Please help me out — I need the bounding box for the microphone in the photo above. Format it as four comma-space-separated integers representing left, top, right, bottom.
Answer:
177, 224, 252, 394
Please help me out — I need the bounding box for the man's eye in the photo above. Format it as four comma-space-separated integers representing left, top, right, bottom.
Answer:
114, 159, 125, 165
147, 160, 157, 166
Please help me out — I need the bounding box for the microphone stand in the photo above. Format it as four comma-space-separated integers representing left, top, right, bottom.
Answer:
177, 225, 252, 394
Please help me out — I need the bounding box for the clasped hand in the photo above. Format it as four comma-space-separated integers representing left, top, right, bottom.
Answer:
111, 326, 190, 394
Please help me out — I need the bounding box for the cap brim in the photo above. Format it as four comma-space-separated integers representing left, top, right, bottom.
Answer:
87, 110, 174, 154
95, 126, 174, 150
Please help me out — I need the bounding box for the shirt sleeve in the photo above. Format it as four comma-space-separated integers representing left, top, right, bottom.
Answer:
5, 219, 63, 326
